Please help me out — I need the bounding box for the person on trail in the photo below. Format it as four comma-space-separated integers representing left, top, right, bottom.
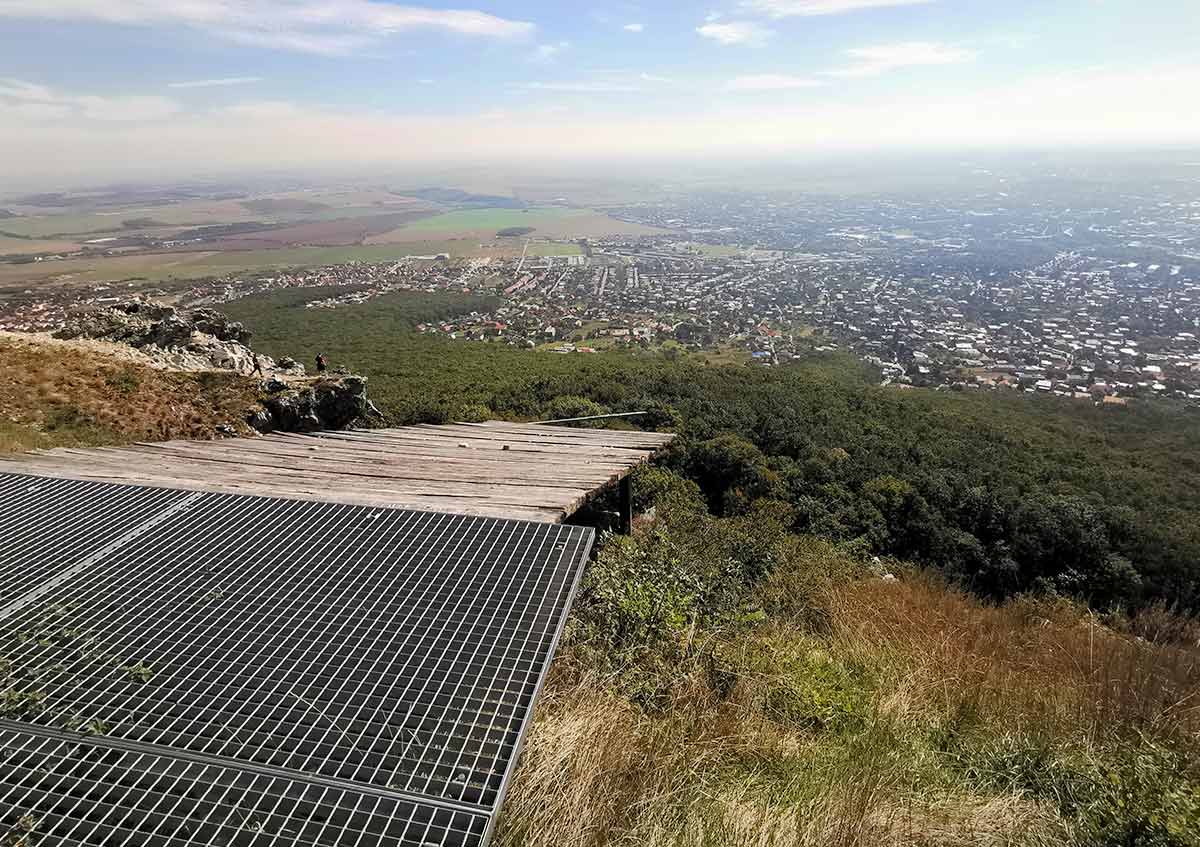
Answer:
252, 356, 265, 378
315, 353, 328, 376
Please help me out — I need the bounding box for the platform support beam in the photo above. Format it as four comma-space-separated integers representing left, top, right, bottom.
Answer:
618, 476, 633, 535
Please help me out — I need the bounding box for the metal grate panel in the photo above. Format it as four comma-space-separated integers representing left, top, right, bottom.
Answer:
0, 474, 191, 606
0, 477, 593, 833
0, 727, 489, 846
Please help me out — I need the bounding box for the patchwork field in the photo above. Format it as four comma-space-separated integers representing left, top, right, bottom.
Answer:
0, 201, 258, 239
0, 190, 433, 239
212, 210, 437, 249
0, 236, 85, 255
0, 239, 582, 290
0, 187, 646, 289
368, 207, 669, 243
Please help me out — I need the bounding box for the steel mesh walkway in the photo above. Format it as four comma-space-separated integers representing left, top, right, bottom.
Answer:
0, 472, 594, 847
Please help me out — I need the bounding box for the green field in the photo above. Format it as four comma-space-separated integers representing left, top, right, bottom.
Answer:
0, 212, 139, 239
0, 193, 432, 239
392, 207, 588, 234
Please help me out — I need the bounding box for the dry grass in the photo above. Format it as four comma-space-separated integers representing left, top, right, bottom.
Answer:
498, 660, 1071, 847
0, 336, 263, 453
832, 572, 1200, 739
498, 557, 1200, 847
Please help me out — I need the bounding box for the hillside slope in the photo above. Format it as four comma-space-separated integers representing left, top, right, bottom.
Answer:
0, 332, 264, 453
497, 475, 1200, 847
225, 287, 1200, 613
2, 302, 1198, 847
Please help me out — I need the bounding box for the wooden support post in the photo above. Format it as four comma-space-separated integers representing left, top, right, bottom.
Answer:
619, 475, 633, 535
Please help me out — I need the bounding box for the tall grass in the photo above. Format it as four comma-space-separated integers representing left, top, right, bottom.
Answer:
833, 573, 1200, 739
497, 543, 1200, 847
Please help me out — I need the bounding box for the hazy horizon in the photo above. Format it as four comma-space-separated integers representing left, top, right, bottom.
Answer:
1, 0, 1198, 188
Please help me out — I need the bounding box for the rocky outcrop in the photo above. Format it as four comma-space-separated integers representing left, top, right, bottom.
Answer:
252, 376, 375, 433
53, 299, 380, 435
54, 301, 303, 376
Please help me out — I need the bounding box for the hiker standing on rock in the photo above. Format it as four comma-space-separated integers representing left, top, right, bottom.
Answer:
252, 356, 265, 378
315, 353, 328, 376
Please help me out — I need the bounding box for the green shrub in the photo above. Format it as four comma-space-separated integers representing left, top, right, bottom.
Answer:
961, 733, 1200, 847
542, 395, 610, 426
455, 402, 493, 423
752, 640, 876, 734
628, 466, 705, 516
1077, 741, 1200, 847
579, 527, 717, 648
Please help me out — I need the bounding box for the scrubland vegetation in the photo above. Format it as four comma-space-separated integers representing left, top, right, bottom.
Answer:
221, 288, 1200, 844
0, 292, 1194, 843
498, 471, 1200, 847
228, 288, 1200, 613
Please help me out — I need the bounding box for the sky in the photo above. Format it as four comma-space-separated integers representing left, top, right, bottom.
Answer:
0, 0, 1198, 187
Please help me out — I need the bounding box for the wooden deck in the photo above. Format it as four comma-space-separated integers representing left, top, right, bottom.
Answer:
0, 422, 675, 523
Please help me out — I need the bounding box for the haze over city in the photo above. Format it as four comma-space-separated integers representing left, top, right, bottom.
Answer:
1, 0, 1198, 186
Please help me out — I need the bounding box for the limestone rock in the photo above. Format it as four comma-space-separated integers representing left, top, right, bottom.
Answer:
252, 376, 371, 434
54, 300, 303, 377
54, 298, 372, 435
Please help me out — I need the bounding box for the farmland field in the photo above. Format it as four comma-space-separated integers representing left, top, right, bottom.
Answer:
368, 206, 669, 242
0, 239, 582, 290
0, 190, 434, 239
0, 236, 85, 255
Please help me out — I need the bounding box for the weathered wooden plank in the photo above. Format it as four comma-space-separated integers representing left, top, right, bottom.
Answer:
298, 430, 654, 460
0, 462, 562, 522
29, 448, 595, 505
470, 421, 676, 447
124, 442, 622, 489
358, 427, 659, 454
412, 422, 673, 448
165, 435, 645, 473
7, 457, 585, 519
1, 421, 675, 523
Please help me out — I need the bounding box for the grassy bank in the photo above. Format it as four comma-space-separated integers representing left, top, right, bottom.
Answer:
497, 476, 1200, 847
0, 335, 262, 453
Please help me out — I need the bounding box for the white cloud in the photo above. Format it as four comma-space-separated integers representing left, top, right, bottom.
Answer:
534, 40, 570, 63
167, 77, 263, 89
523, 80, 643, 93
724, 74, 825, 91
0, 0, 535, 55
3, 63, 1199, 187
521, 70, 674, 93
824, 41, 976, 77
220, 100, 304, 120
623, 23, 644, 33
697, 21, 773, 46
0, 77, 180, 122
743, 0, 934, 16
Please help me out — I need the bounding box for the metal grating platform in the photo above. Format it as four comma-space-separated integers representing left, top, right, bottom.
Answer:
0, 472, 595, 846
0, 727, 489, 846
0, 474, 191, 606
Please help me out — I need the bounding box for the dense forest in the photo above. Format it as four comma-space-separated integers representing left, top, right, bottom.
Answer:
226, 288, 1200, 614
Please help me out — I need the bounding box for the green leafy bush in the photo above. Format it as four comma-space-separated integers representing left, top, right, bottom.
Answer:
542, 395, 610, 425
455, 402, 493, 423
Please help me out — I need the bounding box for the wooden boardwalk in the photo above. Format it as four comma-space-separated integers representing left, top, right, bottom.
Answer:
0, 422, 675, 523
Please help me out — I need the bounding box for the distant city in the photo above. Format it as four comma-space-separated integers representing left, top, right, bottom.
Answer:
3, 171, 1199, 406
